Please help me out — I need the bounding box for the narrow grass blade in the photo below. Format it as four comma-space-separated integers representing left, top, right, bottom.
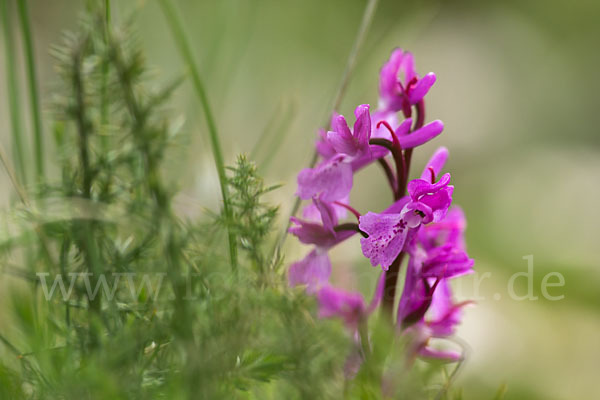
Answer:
158, 0, 238, 271
100, 0, 110, 151
1, 0, 28, 186
16, 0, 44, 181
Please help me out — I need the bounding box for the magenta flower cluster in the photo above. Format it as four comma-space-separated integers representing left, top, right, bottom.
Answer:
289, 49, 474, 363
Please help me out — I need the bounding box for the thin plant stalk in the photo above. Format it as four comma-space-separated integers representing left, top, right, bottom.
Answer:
158, 0, 238, 271
0, 139, 57, 303
272, 0, 380, 259
17, 0, 45, 181
0, 141, 29, 205
100, 0, 110, 151
1, 0, 28, 185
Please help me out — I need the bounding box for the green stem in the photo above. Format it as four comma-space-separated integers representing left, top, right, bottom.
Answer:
71, 39, 105, 347
1, 0, 28, 186
272, 0, 380, 259
108, 28, 192, 342
104, 0, 110, 23
60, 239, 71, 328
17, 0, 44, 181
0, 331, 49, 386
0, 141, 29, 204
0, 332, 20, 355
158, 0, 238, 271
100, 0, 110, 151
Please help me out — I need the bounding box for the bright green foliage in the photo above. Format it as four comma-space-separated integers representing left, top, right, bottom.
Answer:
225, 155, 279, 272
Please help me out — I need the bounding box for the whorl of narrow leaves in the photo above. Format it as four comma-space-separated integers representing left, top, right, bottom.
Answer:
226, 155, 279, 270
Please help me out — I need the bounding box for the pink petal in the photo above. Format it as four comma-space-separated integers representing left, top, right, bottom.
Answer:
327, 130, 359, 156
317, 285, 366, 329
359, 212, 409, 270
394, 118, 413, 137
418, 346, 461, 362
421, 247, 474, 279
409, 72, 436, 104
371, 110, 398, 140
303, 195, 350, 221
288, 217, 335, 247
315, 128, 337, 159
400, 51, 416, 83
408, 173, 451, 201
400, 201, 433, 228
288, 215, 355, 249
379, 48, 404, 99
313, 195, 338, 230
334, 114, 353, 140
397, 120, 444, 149
353, 104, 371, 146
296, 156, 353, 201
420, 147, 449, 181
397, 257, 428, 323
288, 249, 331, 293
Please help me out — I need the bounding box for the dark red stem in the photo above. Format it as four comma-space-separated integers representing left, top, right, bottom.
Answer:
334, 223, 368, 238
400, 100, 425, 194
369, 138, 404, 196
333, 201, 362, 221
381, 251, 406, 321
377, 158, 397, 195
374, 120, 408, 200
428, 166, 436, 184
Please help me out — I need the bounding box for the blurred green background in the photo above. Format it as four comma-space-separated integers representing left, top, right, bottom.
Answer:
1, 0, 599, 398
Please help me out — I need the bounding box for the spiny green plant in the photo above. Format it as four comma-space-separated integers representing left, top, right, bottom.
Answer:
225, 155, 280, 273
